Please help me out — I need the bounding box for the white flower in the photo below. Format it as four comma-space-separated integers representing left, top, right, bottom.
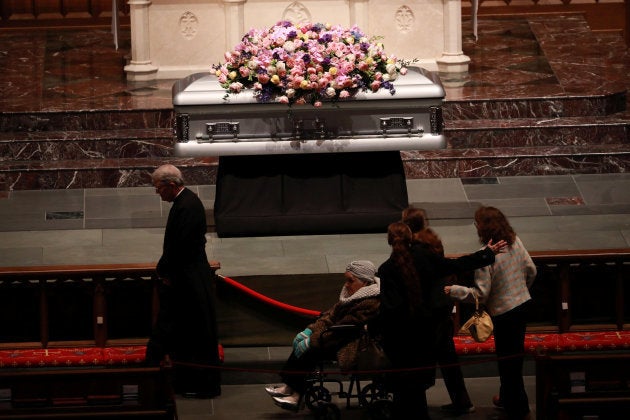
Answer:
283, 40, 296, 53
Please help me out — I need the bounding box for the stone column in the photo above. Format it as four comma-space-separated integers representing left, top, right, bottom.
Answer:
436, 0, 470, 74
124, 0, 158, 81
222, 0, 247, 54
349, 0, 369, 30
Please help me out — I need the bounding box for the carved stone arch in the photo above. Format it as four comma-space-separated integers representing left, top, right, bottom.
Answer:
395, 5, 415, 34
282, 1, 311, 24
179, 11, 199, 40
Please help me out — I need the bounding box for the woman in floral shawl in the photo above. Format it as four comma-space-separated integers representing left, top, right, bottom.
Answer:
265, 260, 380, 411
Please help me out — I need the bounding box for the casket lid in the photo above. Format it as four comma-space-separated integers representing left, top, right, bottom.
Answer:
172, 66, 444, 106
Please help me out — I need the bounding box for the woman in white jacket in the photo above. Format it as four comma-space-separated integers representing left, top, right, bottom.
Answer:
446, 206, 537, 420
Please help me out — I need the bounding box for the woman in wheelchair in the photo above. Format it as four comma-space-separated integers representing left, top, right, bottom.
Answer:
265, 260, 381, 411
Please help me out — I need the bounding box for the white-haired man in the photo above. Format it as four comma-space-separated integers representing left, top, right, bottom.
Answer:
146, 164, 221, 399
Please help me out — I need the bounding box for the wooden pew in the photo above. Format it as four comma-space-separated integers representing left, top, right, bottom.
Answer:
535, 352, 630, 420
0, 365, 175, 419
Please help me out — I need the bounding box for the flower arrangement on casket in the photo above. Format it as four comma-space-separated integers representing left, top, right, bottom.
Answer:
213, 21, 413, 107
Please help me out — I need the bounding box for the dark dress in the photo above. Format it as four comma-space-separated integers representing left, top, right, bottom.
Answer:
411, 244, 495, 409
377, 257, 436, 419
377, 246, 495, 418
145, 187, 221, 397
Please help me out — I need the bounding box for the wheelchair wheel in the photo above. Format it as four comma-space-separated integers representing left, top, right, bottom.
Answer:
313, 401, 341, 420
367, 398, 394, 420
305, 385, 332, 411
358, 382, 389, 407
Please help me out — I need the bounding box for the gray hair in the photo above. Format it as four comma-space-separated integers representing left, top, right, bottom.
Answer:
151, 164, 184, 186
346, 260, 377, 284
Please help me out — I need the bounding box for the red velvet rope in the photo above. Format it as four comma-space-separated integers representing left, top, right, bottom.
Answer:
218, 275, 322, 318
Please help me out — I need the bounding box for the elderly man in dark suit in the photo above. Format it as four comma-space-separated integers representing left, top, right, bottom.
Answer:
145, 164, 221, 399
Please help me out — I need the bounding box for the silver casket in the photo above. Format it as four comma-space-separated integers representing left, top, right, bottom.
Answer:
171, 66, 445, 237
171, 66, 445, 156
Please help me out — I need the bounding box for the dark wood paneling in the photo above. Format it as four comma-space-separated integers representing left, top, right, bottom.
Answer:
0, 0, 129, 28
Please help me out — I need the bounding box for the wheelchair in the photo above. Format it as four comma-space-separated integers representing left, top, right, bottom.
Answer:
303, 324, 394, 420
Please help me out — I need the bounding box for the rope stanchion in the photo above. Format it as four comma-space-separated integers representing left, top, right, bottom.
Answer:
218, 274, 322, 318
172, 351, 524, 376
212, 274, 527, 376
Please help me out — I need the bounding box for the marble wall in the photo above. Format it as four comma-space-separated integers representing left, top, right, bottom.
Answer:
1, 14, 629, 191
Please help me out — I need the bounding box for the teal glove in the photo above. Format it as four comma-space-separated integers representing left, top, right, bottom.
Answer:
293, 336, 311, 358
292, 328, 312, 348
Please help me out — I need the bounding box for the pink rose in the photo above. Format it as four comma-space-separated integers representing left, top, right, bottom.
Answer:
370, 80, 381, 92
239, 67, 250, 77
229, 82, 244, 93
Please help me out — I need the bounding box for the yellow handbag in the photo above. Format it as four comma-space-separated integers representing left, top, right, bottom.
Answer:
459, 291, 494, 342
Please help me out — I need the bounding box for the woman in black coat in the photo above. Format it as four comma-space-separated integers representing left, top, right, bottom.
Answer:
402, 207, 506, 414
377, 220, 505, 418
377, 221, 435, 419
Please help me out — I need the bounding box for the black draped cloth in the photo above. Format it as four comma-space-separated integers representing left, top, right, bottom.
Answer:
214, 151, 408, 237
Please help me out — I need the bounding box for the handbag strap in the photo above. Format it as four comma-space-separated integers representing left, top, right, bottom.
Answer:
472, 289, 479, 311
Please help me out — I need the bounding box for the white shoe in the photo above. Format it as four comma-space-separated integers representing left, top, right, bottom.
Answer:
272, 392, 301, 412
264, 384, 292, 397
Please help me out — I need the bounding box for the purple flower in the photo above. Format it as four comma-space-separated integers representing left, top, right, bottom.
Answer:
215, 21, 407, 106
319, 33, 332, 44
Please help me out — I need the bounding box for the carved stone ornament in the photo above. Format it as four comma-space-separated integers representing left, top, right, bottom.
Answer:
395, 5, 414, 34
282, 1, 311, 25
179, 11, 199, 40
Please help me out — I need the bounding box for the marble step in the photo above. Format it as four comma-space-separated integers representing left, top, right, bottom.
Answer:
443, 92, 627, 121
0, 157, 218, 190
0, 129, 173, 161
446, 114, 630, 149
1, 113, 628, 189
1, 142, 627, 190
0, 109, 172, 132
2, 113, 627, 162
402, 143, 630, 179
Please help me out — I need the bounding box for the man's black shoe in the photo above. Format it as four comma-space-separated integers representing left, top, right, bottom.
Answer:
440, 403, 476, 415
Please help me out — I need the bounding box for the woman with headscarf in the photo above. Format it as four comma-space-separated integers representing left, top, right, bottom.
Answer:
265, 260, 381, 411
